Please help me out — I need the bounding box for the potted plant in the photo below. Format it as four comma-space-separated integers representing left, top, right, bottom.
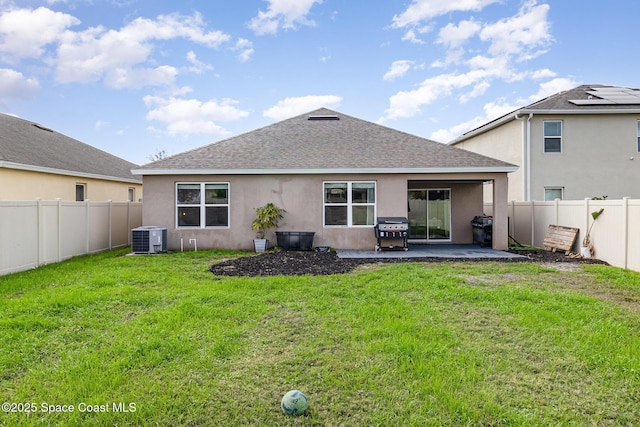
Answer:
581, 208, 604, 258
251, 203, 285, 252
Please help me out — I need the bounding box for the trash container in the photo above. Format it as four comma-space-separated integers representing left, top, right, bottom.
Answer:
471, 215, 493, 247
276, 231, 315, 251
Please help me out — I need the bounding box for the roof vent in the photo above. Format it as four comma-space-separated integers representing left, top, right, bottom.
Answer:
33, 123, 54, 132
308, 114, 339, 121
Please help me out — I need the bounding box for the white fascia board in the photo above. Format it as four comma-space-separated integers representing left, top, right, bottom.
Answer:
132, 166, 519, 176
0, 161, 142, 184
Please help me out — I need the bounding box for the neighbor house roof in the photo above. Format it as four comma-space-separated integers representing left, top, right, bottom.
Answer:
452, 84, 640, 144
134, 108, 517, 175
0, 113, 141, 183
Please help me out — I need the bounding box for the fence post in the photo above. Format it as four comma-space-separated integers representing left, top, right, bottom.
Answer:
57, 198, 62, 263
85, 200, 91, 254
108, 200, 113, 250
530, 201, 535, 247
127, 202, 131, 246
36, 198, 42, 268
623, 197, 629, 269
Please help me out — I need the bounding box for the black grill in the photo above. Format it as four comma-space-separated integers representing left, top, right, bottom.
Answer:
471, 215, 493, 247
374, 217, 409, 252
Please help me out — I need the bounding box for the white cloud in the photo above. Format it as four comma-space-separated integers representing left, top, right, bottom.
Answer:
383, 60, 414, 81
530, 68, 557, 80
436, 19, 481, 49
479, 1, 552, 60
0, 7, 79, 62
55, 13, 231, 88
143, 96, 249, 137
382, 69, 505, 121
233, 38, 254, 63
186, 51, 214, 74
263, 95, 342, 120
0, 68, 39, 99
384, 1, 560, 122
392, 0, 500, 29
248, 0, 323, 35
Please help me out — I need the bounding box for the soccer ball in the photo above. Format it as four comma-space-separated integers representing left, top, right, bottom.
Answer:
281, 390, 308, 415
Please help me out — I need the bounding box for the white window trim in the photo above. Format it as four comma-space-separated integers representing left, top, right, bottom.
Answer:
543, 120, 563, 153
323, 181, 376, 227
176, 182, 230, 229
426, 188, 452, 243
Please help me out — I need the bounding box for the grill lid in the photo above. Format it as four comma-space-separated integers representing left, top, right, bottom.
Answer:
376, 217, 408, 224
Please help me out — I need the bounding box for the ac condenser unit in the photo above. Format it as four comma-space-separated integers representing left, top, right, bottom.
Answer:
132, 226, 167, 254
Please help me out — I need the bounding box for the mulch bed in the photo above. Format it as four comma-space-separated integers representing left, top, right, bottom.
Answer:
209, 249, 608, 277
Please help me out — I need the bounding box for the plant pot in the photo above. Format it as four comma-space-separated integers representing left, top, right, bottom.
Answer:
580, 246, 591, 258
276, 231, 315, 251
253, 239, 268, 253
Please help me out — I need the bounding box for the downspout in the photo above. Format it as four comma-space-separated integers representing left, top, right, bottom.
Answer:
514, 112, 533, 201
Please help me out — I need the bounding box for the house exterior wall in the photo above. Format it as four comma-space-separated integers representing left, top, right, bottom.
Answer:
142, 172, 509, 251
451, 119, 523, 201
529, 114, 640, 200
454, 113, 640, 201
0, 168, 143, 202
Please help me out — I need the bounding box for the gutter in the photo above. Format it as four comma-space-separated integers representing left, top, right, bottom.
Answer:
132, 166, 519, 176
514, 112, 533, 201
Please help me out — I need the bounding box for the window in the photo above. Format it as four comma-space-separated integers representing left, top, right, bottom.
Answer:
176, 183, 229, 228
324, 181, 375, 227
75, 183, 86, 201
128, 188, 135, 202
543, 121, 562, 153
544, 187, 564, 201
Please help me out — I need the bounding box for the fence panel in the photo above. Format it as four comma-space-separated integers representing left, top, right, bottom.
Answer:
0, 201, 38, 274
507, 198, 639, 271
0, 200, 142, 276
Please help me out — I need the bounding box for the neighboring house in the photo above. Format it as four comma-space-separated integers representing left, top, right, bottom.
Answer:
0, 113, 142, 202
133, 108, 516, 251
450, 84, 640, 201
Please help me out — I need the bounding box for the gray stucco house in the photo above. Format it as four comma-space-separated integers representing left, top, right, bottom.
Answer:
132, 109, 517, 251
451, 84, 640, 201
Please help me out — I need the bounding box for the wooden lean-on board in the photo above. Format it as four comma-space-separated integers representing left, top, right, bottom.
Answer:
543, 225, 579, 255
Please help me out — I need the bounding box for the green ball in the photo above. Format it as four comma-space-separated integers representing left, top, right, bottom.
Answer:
281, 390, 308, 416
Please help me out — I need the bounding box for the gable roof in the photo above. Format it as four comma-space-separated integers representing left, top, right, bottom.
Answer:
452, 84, 640, 144
0, 113, 141, 183
134, 108, 516, 175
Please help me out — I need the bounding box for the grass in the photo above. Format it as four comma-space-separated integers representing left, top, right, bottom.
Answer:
1, 249, 639, 426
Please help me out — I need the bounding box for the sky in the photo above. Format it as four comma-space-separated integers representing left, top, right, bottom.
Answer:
1, 0, 639, 166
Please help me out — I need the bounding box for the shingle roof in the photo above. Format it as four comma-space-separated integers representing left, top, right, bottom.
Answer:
136, 108, 516, 174
0, 113, 141, 183
523, 84, 640, 111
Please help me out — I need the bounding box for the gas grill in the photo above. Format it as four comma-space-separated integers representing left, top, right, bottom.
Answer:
374, 217, 409, 252
471, 215, 493, 247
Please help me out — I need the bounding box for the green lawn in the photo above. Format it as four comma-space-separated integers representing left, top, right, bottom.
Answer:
1, 249, 639, 426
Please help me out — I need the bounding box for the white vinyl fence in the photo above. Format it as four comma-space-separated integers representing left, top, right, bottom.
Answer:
0, 200, 142, 276
485, 198, 640, 271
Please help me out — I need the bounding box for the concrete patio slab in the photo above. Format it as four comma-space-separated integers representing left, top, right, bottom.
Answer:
336, 244, 525, 260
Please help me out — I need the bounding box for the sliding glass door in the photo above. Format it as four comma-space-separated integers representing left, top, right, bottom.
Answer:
408, 189, 451, 241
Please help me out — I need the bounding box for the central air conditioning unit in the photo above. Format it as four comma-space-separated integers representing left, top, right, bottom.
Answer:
131, 226, 167, 254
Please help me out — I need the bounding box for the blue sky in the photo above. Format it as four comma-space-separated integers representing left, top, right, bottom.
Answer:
1, 0, 639, 165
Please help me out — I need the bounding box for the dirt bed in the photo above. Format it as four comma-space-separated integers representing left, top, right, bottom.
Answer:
209, 249, 607, 277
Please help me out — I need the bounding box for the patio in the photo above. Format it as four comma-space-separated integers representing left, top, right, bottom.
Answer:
336, 244, 525, 260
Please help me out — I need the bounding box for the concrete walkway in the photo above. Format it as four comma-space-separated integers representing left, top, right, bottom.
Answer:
336, 244, 525, 260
